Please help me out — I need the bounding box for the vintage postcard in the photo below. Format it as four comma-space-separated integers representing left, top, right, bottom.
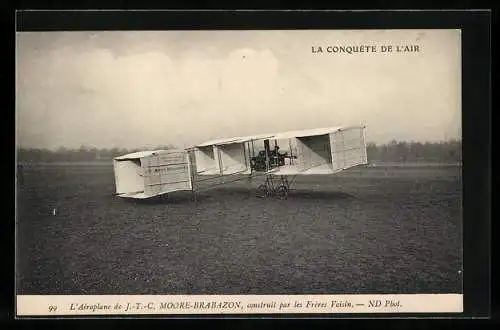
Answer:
16, 27, 464, 316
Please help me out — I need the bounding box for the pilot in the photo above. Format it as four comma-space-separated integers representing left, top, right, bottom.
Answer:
270, 146, 280, 166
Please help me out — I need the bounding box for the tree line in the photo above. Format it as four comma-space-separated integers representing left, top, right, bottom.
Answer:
17, 145, 176, 163
366, 139, 461, 163
17, 140, 461, 163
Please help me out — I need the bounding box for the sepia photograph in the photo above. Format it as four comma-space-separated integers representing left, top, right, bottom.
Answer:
15, 27, 464, 315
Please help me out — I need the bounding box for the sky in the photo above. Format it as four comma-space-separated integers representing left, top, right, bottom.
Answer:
16, 29, 462, 150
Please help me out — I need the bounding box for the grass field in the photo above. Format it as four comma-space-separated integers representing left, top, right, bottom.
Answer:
16, 163, 462, 295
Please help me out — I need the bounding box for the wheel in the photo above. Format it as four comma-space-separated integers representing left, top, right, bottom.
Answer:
277, 184, 289, 199
257, 184, 268, 198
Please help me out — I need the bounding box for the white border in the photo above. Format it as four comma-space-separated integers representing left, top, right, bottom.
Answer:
16, 294, 463, 316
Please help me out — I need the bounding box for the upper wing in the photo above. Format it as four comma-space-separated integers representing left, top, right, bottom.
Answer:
192, 125, 367, 176
195, 133, 275, 147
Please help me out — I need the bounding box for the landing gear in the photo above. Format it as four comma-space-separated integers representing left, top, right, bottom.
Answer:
257, 184, 269, 198
256, 175, 290, 199
277, 184, 289, 200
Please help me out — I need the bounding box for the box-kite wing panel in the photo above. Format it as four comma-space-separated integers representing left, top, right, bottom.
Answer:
330, 126, 367, 172
295, 134, 333, 172
142, 151, 193, 197
194, 146, 218, 175
217, 142, 251, 175
113, 158, 144, 195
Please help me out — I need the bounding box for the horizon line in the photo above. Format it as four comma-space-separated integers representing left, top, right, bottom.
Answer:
16, 138, 462, 151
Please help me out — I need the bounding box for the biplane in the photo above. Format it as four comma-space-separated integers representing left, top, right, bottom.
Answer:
113, 125, 368, 200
